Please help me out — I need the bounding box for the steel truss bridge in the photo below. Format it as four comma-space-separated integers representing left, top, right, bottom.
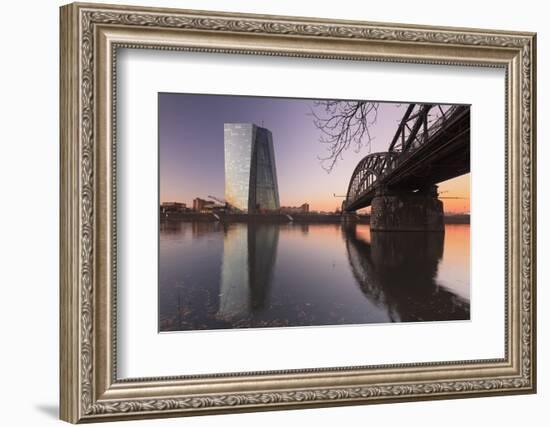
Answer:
343, 104, 470, 212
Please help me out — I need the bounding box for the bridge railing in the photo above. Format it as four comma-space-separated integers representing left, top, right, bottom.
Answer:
408, 105, 462, 152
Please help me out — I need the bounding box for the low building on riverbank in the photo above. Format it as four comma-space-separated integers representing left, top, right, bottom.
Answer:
160, 202, 188, 215
279, 203, 309, 214
193, 198, 217, 213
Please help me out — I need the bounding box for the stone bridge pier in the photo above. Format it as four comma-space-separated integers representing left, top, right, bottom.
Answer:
369, 185, 444, 232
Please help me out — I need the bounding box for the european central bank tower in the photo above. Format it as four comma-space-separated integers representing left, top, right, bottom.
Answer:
224, 123, 280, 212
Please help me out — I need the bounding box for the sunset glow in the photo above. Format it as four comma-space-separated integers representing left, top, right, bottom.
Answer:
160, 93, 469, 214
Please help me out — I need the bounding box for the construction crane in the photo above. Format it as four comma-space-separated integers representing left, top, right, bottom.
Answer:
208, 195, 240, 213
207, 195, 226, 206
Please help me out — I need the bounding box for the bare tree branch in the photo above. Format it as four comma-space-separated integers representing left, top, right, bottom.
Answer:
311, 100, 379, 173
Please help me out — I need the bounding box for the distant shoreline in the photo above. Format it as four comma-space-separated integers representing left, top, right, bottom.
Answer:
443, 214, 471, 224
159, 212, 470, 225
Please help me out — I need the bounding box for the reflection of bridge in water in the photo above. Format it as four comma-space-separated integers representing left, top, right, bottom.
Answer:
159, 221, 469, 330
343, 223, 469, 322
344, 104, 470, 231
214, 222, 468, 324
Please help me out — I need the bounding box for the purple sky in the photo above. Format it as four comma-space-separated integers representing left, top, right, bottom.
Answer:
159, 93, 469, 212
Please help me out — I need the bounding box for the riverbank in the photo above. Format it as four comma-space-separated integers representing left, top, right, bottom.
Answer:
160, 212, 370, 223
160, 212, 470, 224
444, 214, 470, 224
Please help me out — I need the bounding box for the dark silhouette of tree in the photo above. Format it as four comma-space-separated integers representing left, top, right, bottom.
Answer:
311, 100, 379, 172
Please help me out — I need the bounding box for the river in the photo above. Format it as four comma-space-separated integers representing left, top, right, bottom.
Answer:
159, 221, 470, 331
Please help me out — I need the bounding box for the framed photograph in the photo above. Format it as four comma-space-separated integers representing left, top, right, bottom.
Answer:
60, 2, 536, 423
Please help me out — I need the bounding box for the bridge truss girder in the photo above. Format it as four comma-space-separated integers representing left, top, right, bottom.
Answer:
344, 103, 470, 212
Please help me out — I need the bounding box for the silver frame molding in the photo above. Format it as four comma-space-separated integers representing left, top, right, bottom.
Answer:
60, 2, 537, 423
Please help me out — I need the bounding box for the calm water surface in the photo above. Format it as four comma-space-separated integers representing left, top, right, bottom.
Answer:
159, 221, 470, 331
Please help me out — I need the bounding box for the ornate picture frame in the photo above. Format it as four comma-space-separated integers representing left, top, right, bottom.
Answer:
60, 2, 536, 423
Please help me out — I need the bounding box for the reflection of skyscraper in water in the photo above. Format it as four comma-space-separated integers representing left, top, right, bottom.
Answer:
224, 124, 280, 212
218, 224, 279, 321
218, 226, 249, 319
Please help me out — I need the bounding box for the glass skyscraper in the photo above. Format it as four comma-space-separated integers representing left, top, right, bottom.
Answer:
224, 123, 280, 212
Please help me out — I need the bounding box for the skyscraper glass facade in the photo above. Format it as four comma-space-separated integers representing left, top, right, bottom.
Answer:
224, 123, 280, 212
